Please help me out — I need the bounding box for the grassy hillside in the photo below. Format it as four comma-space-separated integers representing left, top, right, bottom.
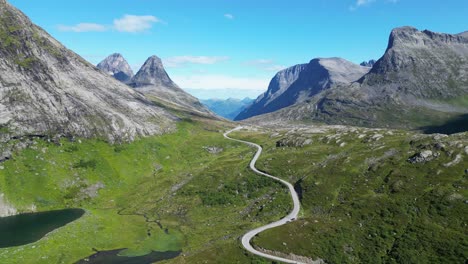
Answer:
0, 119, 290, 263
232, 127, 467, 263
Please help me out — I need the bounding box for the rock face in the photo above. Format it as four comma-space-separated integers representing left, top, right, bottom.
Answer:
96, 53, 134, 83
0, 1, 174, 142
246, 27, 468, 130
235, 58, 369, 120
201, 97, 253, 120
360, 60, 376, 67
129, 56, 212, 115
313, 27, 468, 128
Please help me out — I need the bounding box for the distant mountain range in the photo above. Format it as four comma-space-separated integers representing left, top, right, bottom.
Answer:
238, 27, 468, 132
201, 98, 253, 120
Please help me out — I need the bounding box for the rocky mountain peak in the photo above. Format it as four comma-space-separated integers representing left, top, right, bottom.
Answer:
360, 59, 376, 67
130, 55, 177, 88
96, 53, 134, 83
235, 57, 369, 120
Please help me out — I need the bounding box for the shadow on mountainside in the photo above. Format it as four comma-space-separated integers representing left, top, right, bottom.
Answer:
420, 114, 468, 135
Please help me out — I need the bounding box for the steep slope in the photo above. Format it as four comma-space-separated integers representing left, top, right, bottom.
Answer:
0, 0, 174, 142
201, 98, 253, 120
247, 27, 468, 130
129, 56, 212, 115
235, 58, 369, 120
96, 53, 134, 83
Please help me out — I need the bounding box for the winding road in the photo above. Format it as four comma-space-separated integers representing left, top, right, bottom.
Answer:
224, 127, 303, 264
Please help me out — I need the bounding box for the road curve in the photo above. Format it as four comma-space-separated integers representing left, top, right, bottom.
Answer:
224, 127, 303, 264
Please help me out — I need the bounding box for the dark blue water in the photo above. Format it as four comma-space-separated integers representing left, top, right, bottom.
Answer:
76, 249, 181, 264
0, 208, 85, 248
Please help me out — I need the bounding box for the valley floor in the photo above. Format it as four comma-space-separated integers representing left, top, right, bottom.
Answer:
0, 119, 466, 263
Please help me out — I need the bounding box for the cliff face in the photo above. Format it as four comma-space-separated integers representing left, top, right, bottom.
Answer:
0, 1, 175, 142
236, 58, 369, 120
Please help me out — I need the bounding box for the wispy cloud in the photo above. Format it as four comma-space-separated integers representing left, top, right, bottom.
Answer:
224, 14, 235, 20
350, 0, 398, 10
113, 15, 162, 33
164, 56, 230, 68
57, 15, 163, 33
172, 74, 269, 90
57, 23, 107, 32
244, 59, 286, 72
357, 0, 376, 6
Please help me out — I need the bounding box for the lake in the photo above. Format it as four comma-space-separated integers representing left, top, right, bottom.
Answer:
76, 249, 181, 264
0, 208, 85, 248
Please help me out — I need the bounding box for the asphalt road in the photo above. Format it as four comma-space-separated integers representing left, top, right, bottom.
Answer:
224, 127, 303, 264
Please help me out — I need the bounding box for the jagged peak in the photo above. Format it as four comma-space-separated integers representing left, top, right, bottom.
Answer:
131, 55, 177, 88
109, 53, 124, 58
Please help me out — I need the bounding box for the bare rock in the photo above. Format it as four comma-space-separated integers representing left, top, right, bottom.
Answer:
0, 193, 17, 217
203, 146, 224, 154
408, 150, 437, 163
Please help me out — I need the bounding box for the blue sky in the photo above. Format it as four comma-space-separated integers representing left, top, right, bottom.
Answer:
9, 0, 468, 99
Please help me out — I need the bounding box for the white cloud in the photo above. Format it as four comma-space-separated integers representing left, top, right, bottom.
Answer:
57, 23, 107, 32
264, 65, 287, 72
172, 74, 269, 90
356, 0, 375, 6
244, 59, 286, 72
245, 59, 274, 65
224, 14, 235, 20
164, 56, 230, 68
57, 15, 163, 33
113, 15, 162, 33
350, 0, 398, 10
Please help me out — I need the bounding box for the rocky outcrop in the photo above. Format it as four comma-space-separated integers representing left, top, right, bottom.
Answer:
360, 59, 376, 67
130, 56, 212, 115
0, 0, 175, 142
235, 58, 369, 120
96, 53, 134, 83
408, 150, 438, 164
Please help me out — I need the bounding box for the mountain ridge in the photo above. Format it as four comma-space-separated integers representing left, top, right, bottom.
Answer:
245, 26, 468, 130
0, 0, 175, 142
235, 58, 369, 120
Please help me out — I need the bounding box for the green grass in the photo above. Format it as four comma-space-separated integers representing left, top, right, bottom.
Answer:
0, 120, 292, 263
1, 117, 466, 263
232, 128, 468, 263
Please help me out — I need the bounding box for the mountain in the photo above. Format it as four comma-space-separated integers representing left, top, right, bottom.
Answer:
201, 98, 254, 120
235, 58, 370, 120
0, 0, 174, 142
360, 59, 376, 67
246, 27, 468, 130
96, 53, 134, 83
129, 56, 212, 115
